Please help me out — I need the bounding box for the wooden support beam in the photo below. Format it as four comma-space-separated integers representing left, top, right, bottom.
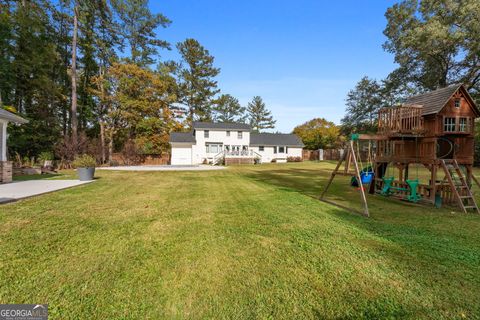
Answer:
321, 140, 370, 217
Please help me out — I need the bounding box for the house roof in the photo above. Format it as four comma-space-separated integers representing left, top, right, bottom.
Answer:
169, 132, 196, 143
192, 121, 251, 130
250, 133, 304, 147
405, 83, 479, 116
0, 109, 28, 124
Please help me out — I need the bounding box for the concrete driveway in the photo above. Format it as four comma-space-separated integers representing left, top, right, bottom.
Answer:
0, 180, 93, 204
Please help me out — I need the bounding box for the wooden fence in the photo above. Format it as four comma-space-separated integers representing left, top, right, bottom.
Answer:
303, 149, 346, 161
303, 148, 371, 162
110, 153, 170, 165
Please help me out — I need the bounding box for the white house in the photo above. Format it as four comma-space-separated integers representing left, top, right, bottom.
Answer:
0, 109, 28, 183
169, 122, 304, 165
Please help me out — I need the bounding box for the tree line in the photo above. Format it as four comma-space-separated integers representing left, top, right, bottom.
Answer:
0, 0, 276, 164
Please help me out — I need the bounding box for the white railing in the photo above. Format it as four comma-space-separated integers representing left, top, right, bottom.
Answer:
211, 149, 262, 165
212, 151, 225, 165
224, 149, 261, 158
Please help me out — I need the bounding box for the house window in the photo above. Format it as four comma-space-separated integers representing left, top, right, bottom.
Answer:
459, 117, 468, 132
286, 147, 288, 153
238, 131, 243, 139
259, 146, 264, 151
455, 99, 461, 108
444, 117, 456, 132
278, 146, 285, 153
226, 131, 230, 137
204, 130, 209, 138
206, 143, 222, 153
273, 146, 277, 154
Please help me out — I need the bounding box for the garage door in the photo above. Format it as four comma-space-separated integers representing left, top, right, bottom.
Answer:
171, 146, 192, 165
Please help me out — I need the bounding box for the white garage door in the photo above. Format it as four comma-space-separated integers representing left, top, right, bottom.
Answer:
171, 146, 192, 165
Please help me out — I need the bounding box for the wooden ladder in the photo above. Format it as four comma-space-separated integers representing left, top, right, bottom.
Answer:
440, 159, 480, 214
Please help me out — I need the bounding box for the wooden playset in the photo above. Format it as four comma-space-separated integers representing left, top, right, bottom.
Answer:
322, 84, 480, 216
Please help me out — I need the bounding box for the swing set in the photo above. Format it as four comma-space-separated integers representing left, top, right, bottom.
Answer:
320, 84, 480, 216
321, 134, 427, 217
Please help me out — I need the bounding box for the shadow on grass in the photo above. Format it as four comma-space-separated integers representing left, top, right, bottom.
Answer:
244, 165, 480, 309
13, 173, 63, 181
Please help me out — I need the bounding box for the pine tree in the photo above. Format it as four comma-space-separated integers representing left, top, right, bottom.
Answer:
176, 38, 220, 124
112, 0, 171, 66
212, 94, 246, 123
247, 96, 275, 132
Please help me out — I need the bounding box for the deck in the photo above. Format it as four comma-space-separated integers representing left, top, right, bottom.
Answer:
378, 105, 424, 137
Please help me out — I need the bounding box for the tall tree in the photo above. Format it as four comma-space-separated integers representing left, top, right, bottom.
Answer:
112, 0, 171, 66
341, 77, 383, 134
5, 0, 63, 157
384, 0, 480, 97
176, 38, 220, 124
247, 96, 275, 132
293, 118, 343, 150
70, 1, 79, 148
92, 62, 179, 159
212, 94, 246, 123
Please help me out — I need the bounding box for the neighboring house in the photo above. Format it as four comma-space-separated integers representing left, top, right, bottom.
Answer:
0, 109, 28, 183
169, 122, 304, 165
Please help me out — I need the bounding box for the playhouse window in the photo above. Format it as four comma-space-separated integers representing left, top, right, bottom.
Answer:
444, 117, 456, 132
454, 99, 461, 108
459, 118, 468, 132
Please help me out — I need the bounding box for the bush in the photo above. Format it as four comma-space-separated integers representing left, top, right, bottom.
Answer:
287, 156, 303, 162
38, 151, 54, 162
72, 154, 96, 168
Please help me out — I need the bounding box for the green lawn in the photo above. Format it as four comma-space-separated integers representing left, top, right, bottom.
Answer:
1, 162, 480, 319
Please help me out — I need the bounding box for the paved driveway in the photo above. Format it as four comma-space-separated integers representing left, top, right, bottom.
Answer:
0, 180, 92, 204
98, 165, 226, 171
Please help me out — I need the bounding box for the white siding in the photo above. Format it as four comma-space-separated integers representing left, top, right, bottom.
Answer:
192, 129, 250, 164
170, 144, 193, 165
250, 146, 303, 163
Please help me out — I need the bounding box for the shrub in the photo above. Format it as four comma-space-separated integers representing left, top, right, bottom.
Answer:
72, 154, 96, 168
38, 151, 54, 162
287, 156, 303, 162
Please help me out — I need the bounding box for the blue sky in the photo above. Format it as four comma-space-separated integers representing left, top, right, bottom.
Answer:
151, 1, 399, 132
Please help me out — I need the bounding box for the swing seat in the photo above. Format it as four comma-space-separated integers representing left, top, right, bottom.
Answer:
381, 177, 395, 195
406, 179, 421, 203
360, 171, 374, 184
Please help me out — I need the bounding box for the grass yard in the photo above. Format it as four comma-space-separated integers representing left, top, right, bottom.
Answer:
1, 162, 480, 319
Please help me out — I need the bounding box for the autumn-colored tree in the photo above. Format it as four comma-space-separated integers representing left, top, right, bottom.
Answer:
92, 62, 181, 159
293, 118, 343, 150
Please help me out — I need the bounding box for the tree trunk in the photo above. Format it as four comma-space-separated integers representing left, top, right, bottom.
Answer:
71, 3, 79, 151
100, 121, 106, 164
108, 129, 114, 164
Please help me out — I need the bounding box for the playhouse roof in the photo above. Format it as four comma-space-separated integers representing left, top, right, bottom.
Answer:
405, 84, 479, 116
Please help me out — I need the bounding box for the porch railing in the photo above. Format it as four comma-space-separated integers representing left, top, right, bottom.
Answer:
378, 104, 424, 136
